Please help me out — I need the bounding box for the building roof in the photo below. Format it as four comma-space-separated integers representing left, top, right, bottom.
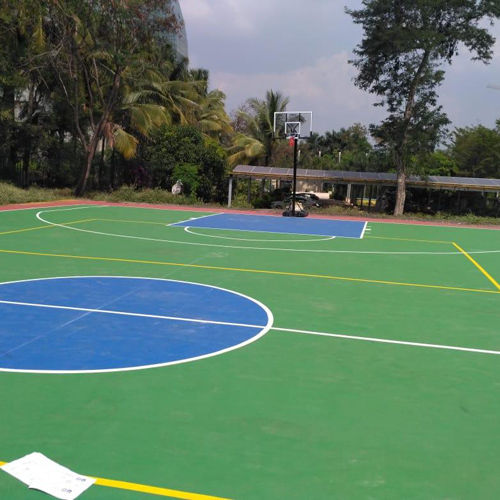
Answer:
232, 165, 500, 192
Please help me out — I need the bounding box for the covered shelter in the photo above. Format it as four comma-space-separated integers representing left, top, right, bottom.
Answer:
228, 165, 500, 212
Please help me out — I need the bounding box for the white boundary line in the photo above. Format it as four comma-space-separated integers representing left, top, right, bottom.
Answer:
2, 202, 499, 232
0, 276, 274, 374
272, 327, 500, 356
360, 221, 368, 239
172, 211, 363, 239
168, 212, 220, 227
0, 299, 264, 329
183, 226, 336, 242
36, 207, 500, 255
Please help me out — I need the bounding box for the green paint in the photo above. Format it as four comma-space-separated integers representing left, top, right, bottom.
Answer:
0, 205, 499, 499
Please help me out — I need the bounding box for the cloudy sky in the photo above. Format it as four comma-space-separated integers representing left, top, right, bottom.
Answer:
181, 0, 500, 134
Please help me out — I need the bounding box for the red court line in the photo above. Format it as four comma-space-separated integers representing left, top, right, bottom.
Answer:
1, 199, 499, 230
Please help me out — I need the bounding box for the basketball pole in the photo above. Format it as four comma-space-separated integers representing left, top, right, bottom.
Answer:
292, 135, 298, 216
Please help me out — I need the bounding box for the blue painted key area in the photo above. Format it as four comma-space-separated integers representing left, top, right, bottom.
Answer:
0, 277, 271, 372
173, 213, 366, 238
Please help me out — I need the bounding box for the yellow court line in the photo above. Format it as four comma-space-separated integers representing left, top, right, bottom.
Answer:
452, 242, 500, 291
0, 248, 498, 295
0, 219, 97, 236
0, 461, 228, 499
93, 477, 229, 499
95, 218, 169, 226
366, 236, 451, 244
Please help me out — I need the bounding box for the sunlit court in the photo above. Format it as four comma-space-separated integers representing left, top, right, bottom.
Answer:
0, 202, 498, 499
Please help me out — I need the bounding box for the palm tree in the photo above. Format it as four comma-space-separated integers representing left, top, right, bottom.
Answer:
196, 89, 233, 140
232, 89, 289, 166
227, 134, 265, 167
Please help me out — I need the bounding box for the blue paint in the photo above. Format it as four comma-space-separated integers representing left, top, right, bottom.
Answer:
173, 213, 366, 238
0, 277, 271, 372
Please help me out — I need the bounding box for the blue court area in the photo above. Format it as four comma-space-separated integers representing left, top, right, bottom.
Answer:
172, 213, 367, 238
0, 277, 271, 372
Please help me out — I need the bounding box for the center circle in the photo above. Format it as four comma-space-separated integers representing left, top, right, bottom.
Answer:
0, 276, 273, 374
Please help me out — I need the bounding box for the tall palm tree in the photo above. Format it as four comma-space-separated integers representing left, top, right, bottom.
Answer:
227, 134, 265, 167
196, 89, 233, 140
233, 89, 289, 166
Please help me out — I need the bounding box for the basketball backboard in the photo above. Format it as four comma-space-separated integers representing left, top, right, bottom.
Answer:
273, 111, 313, 139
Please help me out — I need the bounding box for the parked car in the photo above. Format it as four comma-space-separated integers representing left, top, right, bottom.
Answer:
271, 192, 321, 209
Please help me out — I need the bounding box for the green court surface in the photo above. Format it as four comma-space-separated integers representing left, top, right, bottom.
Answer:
0, 203, 499, 499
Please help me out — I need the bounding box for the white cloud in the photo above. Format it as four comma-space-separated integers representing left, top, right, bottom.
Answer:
182, 0, 273, 37
181, 1, 500, 131
211, 52, 386, 132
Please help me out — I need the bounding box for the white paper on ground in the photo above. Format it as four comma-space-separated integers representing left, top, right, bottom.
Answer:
0, 452, 96, 500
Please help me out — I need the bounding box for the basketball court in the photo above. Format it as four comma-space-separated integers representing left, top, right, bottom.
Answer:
0, 201, 499, 498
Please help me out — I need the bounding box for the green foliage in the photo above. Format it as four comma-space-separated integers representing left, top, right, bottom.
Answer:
230, 89, 289, 166
140, 125, 228, 202
417, 151, 458, 176
88, 186, 196, 205
347, 0, 500, 214
450, 125, 500, 178
0, 182, 72, 205
172, 163, 199, 196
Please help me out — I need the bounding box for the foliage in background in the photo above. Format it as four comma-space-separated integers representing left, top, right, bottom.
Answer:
451, 123, 500, 178
229, 90, 289, 166
347, 0, 500, 215
139, 125, 228, 202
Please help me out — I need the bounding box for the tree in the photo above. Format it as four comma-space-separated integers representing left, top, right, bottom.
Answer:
232, 89, 289, 166
450, 124, 500, 178
42, 0, 183, 195
140, 125, 228, 201
347, 0, 500, 215
0, 0, 48, 186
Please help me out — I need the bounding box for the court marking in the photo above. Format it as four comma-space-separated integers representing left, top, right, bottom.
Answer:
452, 242, 500, 291
34, 208, 500, 255
0, 299, 263, 329
360, 221, 368, 239
0, 248, 499, 295
366, 235, 452, 245
0, 460, 229, 499
0, 218, 97, 236
169, 212, 220, 226
170, 212, 367, 239
0, 276, 274, 374
272, 326, 500, 356
183, 226, 336, 242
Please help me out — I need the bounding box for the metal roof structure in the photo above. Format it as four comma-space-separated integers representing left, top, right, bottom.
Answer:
232, 165, 500, 192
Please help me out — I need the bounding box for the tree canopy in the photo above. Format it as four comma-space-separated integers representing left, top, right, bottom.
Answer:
347, 0, 500, 214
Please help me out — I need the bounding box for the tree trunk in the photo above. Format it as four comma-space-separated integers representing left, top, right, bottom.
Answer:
75, 142, 98, 196
22, 137, 31, 189
74, 73, 121, 196
394, 158, 406, 216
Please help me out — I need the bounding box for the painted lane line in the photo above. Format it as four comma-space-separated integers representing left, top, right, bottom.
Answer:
452, 242, 500, 291
35, 209, 500, 255
0, 276, 274, 374
183, 225, 336, 242
0, 218, 97, 236
272, 327, 500, 356
0, 460, 229, 500
93, 476, 230, 499
169, 212, 221, 226
366, 235, 452, 244
0, 299, 263, 329
360, 221, 368, 239
1, 248, 499, 295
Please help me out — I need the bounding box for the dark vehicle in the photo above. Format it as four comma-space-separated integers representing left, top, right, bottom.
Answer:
271, 192, 321, 209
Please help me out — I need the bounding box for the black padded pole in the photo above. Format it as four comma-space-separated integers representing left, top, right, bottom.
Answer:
292, 136, 298, 216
